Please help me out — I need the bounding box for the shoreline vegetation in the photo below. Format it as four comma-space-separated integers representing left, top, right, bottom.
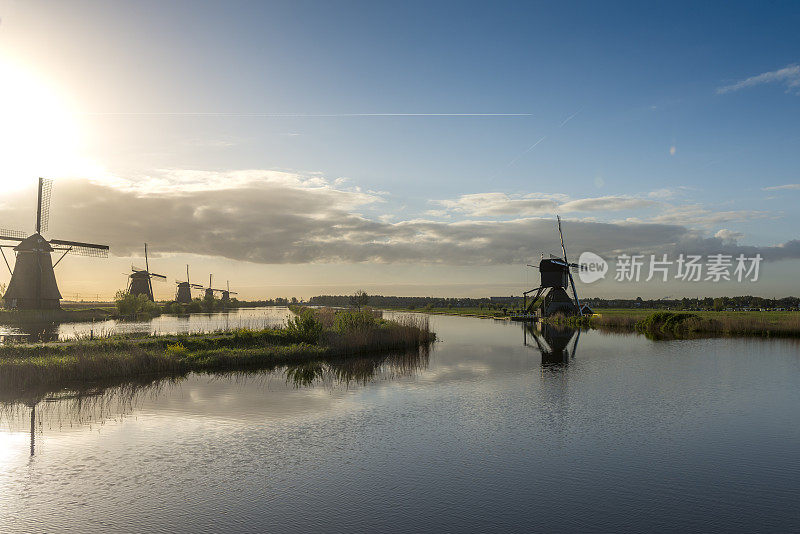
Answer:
0, 306, 435, 402
545, 310, 800, 339
377, 305, 800, 339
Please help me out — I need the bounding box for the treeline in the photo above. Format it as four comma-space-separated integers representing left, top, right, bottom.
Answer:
308, 295, 519, 310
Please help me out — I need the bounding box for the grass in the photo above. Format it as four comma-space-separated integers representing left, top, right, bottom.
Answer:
545, 308, 800, 338
0, 307, 435, 403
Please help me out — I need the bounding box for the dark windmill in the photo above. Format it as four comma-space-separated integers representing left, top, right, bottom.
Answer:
0, 178, 109, 309
523, 215, 584, 318
175, 265, 204, 304
205, 274, 216, 300
220, 280, 238, 305
127, 243, 166, 301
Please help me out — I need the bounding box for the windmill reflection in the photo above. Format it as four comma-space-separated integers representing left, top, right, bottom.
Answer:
523, 322, 580, 368
14, 322, 61, 343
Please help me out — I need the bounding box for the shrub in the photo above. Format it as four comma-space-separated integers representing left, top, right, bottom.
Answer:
333, 309, 378, 334
115, 290, 161, 317
285, 309, 324, 343
165, 342, 189, 358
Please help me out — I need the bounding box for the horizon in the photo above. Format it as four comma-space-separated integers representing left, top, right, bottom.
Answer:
1, 1, 798, 301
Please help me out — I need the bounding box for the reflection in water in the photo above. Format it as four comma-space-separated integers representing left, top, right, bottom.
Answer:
0, 347, 430, 456
0, 306, 291, 343
7, 322, 61, 343
523, 322, 580, 367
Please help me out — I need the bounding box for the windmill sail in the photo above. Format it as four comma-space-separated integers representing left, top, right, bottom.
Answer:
36, 178, 53, 234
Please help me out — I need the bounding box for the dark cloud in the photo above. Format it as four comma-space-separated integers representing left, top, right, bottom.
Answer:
2, 179, 797, 265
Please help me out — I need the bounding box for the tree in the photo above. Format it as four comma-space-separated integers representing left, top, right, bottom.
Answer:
349, 290, 369, 309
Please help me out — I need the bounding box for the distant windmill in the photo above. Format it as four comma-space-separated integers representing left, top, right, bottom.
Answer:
175, 265, 204, 303
205, 273, 216, 300
221, 280, 238, 305
127, 243, 166, 301
0, 178, 109, 309
523, 215, 585, 318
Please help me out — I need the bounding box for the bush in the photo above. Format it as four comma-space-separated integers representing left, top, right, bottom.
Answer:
333, 309, 378, 334
285, 309, 324, 343
165, 342, 189, 358
115, 290, 161, 317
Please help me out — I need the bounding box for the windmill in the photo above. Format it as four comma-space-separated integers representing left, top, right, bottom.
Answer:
0, 178, 109, 309
220, 280, 238, 305
126, 243, 166, 301
204, 273, 216, 300
175, 265, 204, 303
523, 215, 585, 318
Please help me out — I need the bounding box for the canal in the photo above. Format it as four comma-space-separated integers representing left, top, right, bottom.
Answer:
1, 313, 799, 532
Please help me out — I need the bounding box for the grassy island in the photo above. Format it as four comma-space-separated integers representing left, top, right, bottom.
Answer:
0, 306, 435, 400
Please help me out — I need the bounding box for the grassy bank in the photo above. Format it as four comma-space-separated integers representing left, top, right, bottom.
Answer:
0, 307, 435, 401
545, 309, 800, 338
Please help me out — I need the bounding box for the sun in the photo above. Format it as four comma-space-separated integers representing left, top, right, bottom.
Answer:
0, 56, 94, 190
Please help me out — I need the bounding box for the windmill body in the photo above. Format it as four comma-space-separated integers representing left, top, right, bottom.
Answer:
4, 234, 62, 309
1, 179, 109, 309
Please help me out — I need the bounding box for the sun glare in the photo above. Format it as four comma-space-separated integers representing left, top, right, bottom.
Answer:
0, 56, 95, 190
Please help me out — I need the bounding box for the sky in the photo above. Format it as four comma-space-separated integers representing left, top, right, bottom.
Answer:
0, 0, 798, 300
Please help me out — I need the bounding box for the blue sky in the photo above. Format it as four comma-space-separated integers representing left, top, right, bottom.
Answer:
0, 0, 798, 298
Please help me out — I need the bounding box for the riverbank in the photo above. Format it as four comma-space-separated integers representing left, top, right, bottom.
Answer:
0, 308, 435, 400
546, 310, 800, 339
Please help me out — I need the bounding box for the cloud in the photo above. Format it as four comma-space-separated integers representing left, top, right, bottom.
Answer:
436, 192, 658, 217
648, 204, 771, 226
559, 196, 657, 212
717, 64, 800, 95
763, 183, 800, 191
714, 229, 744, 243
1, 173, 797, 267
436, 193, 565, 217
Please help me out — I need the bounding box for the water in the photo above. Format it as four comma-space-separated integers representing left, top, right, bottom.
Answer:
2, 314, 800, 532
0, 306, 292, 342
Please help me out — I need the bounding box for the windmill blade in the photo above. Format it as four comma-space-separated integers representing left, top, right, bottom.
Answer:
150, 272, 167, 280
567, 270, 583, 316
229, 291, 239, 295
570, 328, 581, 359
36, 178, 53, 234
50, 239, 108, 258
556, 214, 569, 263
131, 264, 146, 272
0, 228, 26, 241
190, 283, 204, 289
50, 238, 109, 258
